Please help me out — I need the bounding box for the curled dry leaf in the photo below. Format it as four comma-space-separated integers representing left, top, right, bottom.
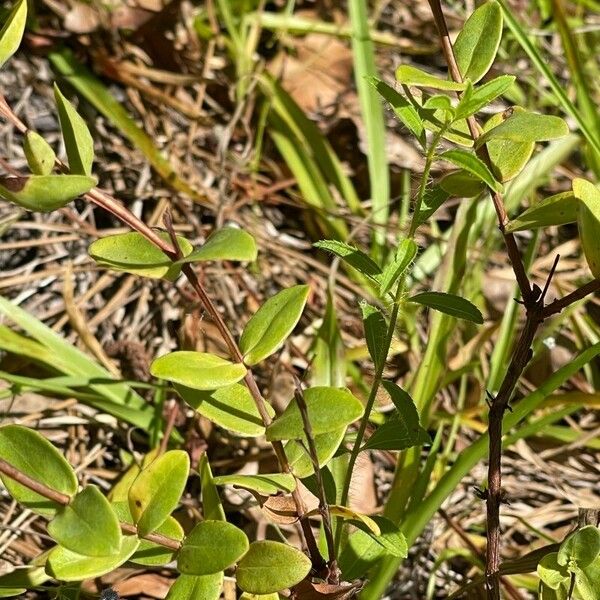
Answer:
64, 3, 100, 34
292, 579, 363, 600
262, 495, 299, 525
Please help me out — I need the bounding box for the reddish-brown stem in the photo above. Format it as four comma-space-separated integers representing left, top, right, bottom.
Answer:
542, 278, 600, 318
0, 458, 181, 551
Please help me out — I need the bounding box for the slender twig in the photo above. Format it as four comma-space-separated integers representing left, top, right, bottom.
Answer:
542, 278, 600, 318
0, 458, 181, 551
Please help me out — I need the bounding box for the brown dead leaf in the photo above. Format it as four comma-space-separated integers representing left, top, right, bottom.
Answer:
262, 495, 299, 524
114, 573, 172, 598
292, 579, 362, 600
64, 3, 100, 34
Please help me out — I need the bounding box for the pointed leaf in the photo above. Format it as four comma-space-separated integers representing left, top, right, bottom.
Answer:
416, 185, 449, 226
454, 0, 503, 83
23, 131, 56, 175
360, 302, 387, 369
266, 386, 363, 441
198, 454, 225, 521
379, 239, 418, 295
150, 352, 247, 390
48, 486, 121, 557
454, 75, 515, 120
308, 505, 380, 536
0, 425, 77, 515
409, 291, 483, 323
438, 149, 503, 192
0, 0, 27, 68
240, 285, 309, 365
574, 178, 600, 278
0, 174, 96, 212
395, 65, 466, 91
54, 84, 94, 176
212, 473, 296, 495
439, 170, 485, 197
366, 516, 408, 558
178, 520, 249, 575
236, 541, 311, 594
46, 536, 139, 581
166, 573, 223, 600
88, 231, 193, 280
285, 427, 346, 479
128, 450, 189, 536
557, 526, 600, 569
177, 227, 257, 264
505, 192, 578, 232
314, 240, 381, 277
174, 382, 272, 437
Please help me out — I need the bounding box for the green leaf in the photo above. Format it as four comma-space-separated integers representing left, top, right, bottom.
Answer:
439, 171, 485, 198
454, 75, 515, 120
284, 427, 346, 478
314, 505, 380, 535
423, 94, 455, 116
574, 178, 600, 279
338, 528, 386, 580
363, 382, 430, 451
240, 285, 309, 365
395, 65, 466, 91
236, 541, 311, 594
48, 486, 121, 557
46, 536, 139, 581
314, 240, 381, 278
266, 386, 363, 441
178, 520, 249, 575
166, 573, 223, 600
174, 382, 272, 437
369, 77, 424, 145
128, 450, 189, 536
576, 555, 600, 600
454, 0, 503, 83
0, 425, 77, 515
111, 501, 184, 566
415, 185, 450, 226
360, 302, 387, 369
53, 84, 94, 176
177, 227, 257, 264
23, 131, 56, 175
476, 110, 569, 148
198, 454, 225, 521
379, 239, 418, 295
212, 473, 296, 495
150, 352, 247, 390
505, 192, 578, 232
367, 516, 408, 558
240, 594, 279, 600
438, 149, 503, 192
557, 526, 600, 569
537, 553, 570, 590
409, 291, 483, 324
0, 0, 27, 68
0, 174, 96, 212
88, 231, 193, 280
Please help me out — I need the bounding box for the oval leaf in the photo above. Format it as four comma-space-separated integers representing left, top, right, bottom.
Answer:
0, 0, 27, 68
151, 352, 247, 390
438, 149, 502, 192
0, 174, 96, 212
23, 131, 56, 176
314, 240, 381, 278
454, 0, 503, 83
212, 473, 296, 496
48, 485, 121, 557
266, 386, 363, 441
178, 521, 249, 575
236, 541, 311, 594
128, 450, 190, 536
240, 285, 309, 365
439, 171, 486, 198
46, 536, 139, 581
574, 178, 600, 278
88, 231, 193, 280
505, 192, 578, 232
166, 573, 223, 600
285, 427, 346, 478
177, 227, 257, 264
408, 291, 483, 323
557, 525, 600, 569
174, 382, 272, 437
0, 425, 77, 515
54, 83, 94, 176
537, 553, 570, 590
395, 65, 466, 91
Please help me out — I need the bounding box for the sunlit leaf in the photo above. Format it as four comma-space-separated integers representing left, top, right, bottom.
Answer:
505, 192, 578, 232
408, 291, 483, 323
0, 0, 27, 68
88, 231, 193, 280
314, 240, 381, 278
54, 84, 94, 176
240, 285, 309, 365
23, 131, 55, 175
150, 352, 247, 390
0, 174, 96, 212
48, 486, 121, 557
557, 525, 600, 569
423, 94, 455, 116
438, 149, 502, 192
537, 553, 570, 590
285, 426, 346, 478
395, 65, 466, 91
454, 75, 515, 120
165, 573, 223, 600
128, 450, 189, 536
439, 170, 485, 198
309, 505, 380, 535
178, 521, 249, 575
266, 386, 363, 441
415, 185, 450, 226
574, 178, 600, 279
236, 541, 311, 594
177, 227, 257, 264
360, 302, 387, 369
198, 454, 225, 521
379, 239, 418, 295
212, 473, 296, 495
0, 425, 77, 516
